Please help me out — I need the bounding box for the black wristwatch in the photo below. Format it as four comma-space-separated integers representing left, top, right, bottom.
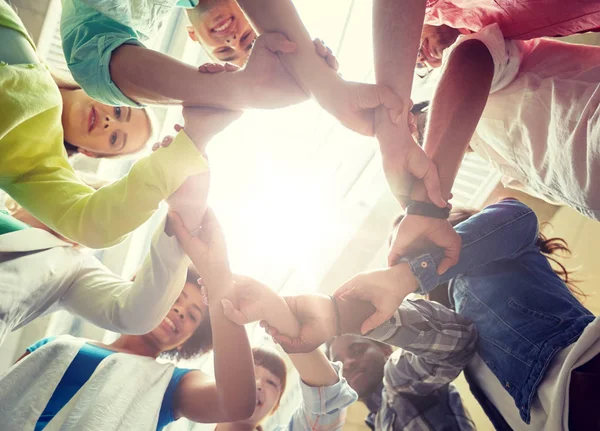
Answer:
406, 200, 451, 219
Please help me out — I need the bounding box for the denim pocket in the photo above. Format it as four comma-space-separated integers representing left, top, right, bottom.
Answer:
508, 298, 562, 326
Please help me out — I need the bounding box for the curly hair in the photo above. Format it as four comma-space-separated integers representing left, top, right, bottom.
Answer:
160, 265, 214, 361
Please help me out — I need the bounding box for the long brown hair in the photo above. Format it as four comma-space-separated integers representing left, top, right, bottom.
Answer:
391, 199, 584, 300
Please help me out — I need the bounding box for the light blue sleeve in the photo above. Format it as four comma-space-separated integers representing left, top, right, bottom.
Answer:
273, 361, 358, 431
27, 336, 58, 353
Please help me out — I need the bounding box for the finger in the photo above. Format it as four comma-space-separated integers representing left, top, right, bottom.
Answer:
405, 148, 446, 207
327, 55, 339, 71
387, 228, 419, 267
167, 211, 194, 245
152, 142, 160, 152
434, 233, 461, 275
223, 63, 240, 72
272, 335, 312, 354
313, 38, 328, 58
174, 124, 184, 132
360, 311, 387, 335
257, 32, 297, 54
333, 280, 355, 298
221, 299, 249, 325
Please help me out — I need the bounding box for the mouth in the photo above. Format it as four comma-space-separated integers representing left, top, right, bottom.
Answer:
256, 391, 265, 408
164, 316, 179, 334
211, 16, 234, 34
348, 369, 365, 386
88, 107, 97, 133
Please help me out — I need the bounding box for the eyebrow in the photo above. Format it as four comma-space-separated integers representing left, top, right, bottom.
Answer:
182, 291, 189, 298
126, 107, 132, 122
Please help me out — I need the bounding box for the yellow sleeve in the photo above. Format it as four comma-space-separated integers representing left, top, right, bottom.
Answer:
6, 131, 208, 249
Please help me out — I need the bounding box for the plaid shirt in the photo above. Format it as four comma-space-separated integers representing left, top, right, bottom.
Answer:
365, 299, 478, 430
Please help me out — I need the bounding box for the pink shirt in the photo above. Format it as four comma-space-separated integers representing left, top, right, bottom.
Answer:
425, 0, 600, 39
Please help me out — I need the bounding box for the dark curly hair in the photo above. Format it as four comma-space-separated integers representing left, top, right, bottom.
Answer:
160, 265, 214, 361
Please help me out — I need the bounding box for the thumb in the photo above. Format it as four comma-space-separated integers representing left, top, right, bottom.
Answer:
360, 311, 386, 335
221, 299, 250, 325
405, 148, 446, 208
340, 285, 370, 302
257, 32, 297, 54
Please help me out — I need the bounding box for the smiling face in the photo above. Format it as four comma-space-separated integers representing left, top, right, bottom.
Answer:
186, 0, 256, 67
417, 24, 461, 69
61, 89, 151, 158
330, 335, 391, 399
144, 282, 207, 352
248, 365, 283, 422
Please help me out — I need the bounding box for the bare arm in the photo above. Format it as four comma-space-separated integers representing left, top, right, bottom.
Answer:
409, 39, 494, 202
387, 40, 494, 273
169, 211, 256, 422
236, 0, 404, 136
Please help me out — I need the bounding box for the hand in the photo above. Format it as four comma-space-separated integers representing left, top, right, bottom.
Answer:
313, 38, 338, 71
320, 80, 405, 137
198, 62, 240, 73
221, 275, 299, 338
262, 294, 337, 354
334, 264, 417, 334
182, 106, 242, 153
376, 115, 445, 207
241, 32, 308, 109
151, 135, 174, 152
389, 214, 461, 274
168, 208, 230, 280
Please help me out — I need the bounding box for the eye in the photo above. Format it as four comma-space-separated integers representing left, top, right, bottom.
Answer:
114, 107, 122, 119
188, 313, 197, 322
267, 379, 278, 388
110, 132, 118, 146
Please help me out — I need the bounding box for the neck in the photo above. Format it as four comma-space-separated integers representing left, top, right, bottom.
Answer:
109, 335, 162, 358
215, 422, 257, 431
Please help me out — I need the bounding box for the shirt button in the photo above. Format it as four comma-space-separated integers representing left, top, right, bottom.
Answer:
505, 382, 510, 388
421, 262, 428, 268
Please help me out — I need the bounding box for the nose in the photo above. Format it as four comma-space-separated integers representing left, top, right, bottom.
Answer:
224, 33, 238, 47
173, 306, 184, 320
103, 114, 112, 130
256, 378, 263, 390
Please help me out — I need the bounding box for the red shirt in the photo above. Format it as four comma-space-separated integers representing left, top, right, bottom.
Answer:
425, 0, 600, 40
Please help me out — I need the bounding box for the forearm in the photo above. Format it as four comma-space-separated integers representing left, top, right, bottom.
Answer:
237, 0, 342, 102
288, 350, 339, 387
374, 0, 426, 100
110, 45, 248, 108
410, 40, 494, 202
166, 172, 210, 233
204, 270, 256, 418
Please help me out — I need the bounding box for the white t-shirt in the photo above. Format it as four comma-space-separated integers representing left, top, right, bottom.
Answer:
467, 317, 600, 430
449, 26, 600, 219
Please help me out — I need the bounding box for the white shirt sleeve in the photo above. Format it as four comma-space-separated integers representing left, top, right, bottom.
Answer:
441, 23, 522, 93
59, 216, 189, 334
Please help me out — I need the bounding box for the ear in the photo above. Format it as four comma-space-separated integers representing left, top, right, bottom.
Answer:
77, 148, 99, 158
187, 25, 198, 42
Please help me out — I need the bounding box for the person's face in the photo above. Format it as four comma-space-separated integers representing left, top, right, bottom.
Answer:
417, 24, 461, 69
187, 0, 256, 67
62, 89, 150, 158
145, 282, 207, 352
245, 365, 283, 423
330, 335, 390, 399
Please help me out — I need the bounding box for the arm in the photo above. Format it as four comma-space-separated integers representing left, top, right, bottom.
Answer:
370, 298, 477, 396
387, 40, 495, 271
59, 215, 189, 334
408, 199, 539, 293
373, 0, 445, 204
5, 131, 208, 248
169, 210, 256, 422
284, 360, 357, 431
236, 0, 404, 136
408, 39, 494, 203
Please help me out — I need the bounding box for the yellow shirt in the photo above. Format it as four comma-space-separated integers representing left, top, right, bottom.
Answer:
0, 2, 208, 248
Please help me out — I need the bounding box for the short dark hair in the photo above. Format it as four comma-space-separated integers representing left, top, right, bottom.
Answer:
160, 265, 214, 361
253, 347, 287, 412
